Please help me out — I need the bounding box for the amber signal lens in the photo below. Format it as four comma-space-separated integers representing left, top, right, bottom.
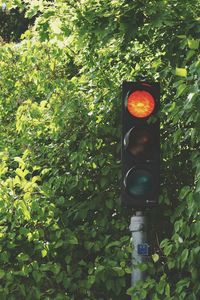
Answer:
124, 128, 153, 159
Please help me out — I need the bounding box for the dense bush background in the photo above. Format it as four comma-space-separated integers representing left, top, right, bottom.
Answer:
0, 0, 199, 299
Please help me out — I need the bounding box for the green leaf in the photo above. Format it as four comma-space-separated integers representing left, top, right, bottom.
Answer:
112, 267, 125, 277
32, 176, 41, 183
100, 177, 108, 188
165, 284, 170, 297
15, 168, 25, 178
0, 269, 5, 279
19, 200, 31, 220
177, 84, 186, 96
88, 275, 95, 287
152, 253, 159, 263
180, 249, 189, 266
32, 270, 43, 283
14, 175, 21, 185
164, 244, 173, 256
176, 68, 187, 77
52, 263, 61, 275
41, 249, 47, 257
106, 240, 120, 249
17, 253, 29, 262
55, 240, 63, 248
68, 236, 78, 245
14, 157, 25, 169
168, 102, 176, 111
19, 284, 26, 297
188, 39, 199, 49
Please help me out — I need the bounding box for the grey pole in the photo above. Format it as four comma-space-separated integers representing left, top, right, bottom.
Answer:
129, 211, 148, 286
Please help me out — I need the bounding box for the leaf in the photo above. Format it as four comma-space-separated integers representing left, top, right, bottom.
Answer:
41, 168, 51, 175
32, 271, 43, 283
176, 68, 187, 77
177, 84, 186, 96
14, 157, 25, 169
19, 284, 26, 297
187, 92, 196, 102
180, 249, 189, 266
168, 102, 176, 112
84, 241, 93, 250
55, 240, 63, 248
100, 177, 108, 188
23, 192, 31, 201
112, 267, 125, 276
41, 249, 47, 257
178, 236, 183, 243
50, 18, 62, 34
0, 269, 5, 279
32, 176, 41, 183
188, 39, 199, 50
17, 253, 29, 262
88, 275, 95, 287
63, 273, 71, 289
106, 241, 120, 249
165, 284, 170, 297
14, 175, 21, 185
68, 236, 78, 245
179, 186, 190, 199
105, 199, 113, 209
196, 182, 200, 193
15, 168, 29, 178
19, 200, 31, 220
15, 168, 25, 178
52, 263, 61, 275
164, 244, 173, 256
152, 253, 159, 263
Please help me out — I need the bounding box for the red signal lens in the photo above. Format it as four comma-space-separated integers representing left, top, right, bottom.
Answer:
127, 90, 155, 118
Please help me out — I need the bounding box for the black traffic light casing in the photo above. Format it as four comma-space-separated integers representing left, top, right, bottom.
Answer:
121, 81, 160, 209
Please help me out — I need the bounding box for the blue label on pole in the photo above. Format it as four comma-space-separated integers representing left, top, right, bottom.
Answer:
137, 243, 149, 255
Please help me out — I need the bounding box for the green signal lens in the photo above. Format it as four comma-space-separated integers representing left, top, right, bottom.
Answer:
126, 169, 153, 197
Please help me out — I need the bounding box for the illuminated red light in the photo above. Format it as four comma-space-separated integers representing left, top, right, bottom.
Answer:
127, 90, 155, 118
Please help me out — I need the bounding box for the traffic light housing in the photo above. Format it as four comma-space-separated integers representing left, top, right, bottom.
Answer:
121, 82, 160, 209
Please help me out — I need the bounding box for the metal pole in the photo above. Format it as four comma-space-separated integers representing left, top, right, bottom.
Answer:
129, 211, 148, 286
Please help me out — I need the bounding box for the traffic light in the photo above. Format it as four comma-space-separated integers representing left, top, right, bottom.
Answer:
121, 82, 160, 208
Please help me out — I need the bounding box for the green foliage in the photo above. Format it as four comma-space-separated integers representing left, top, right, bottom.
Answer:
0, 0, 200, 299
